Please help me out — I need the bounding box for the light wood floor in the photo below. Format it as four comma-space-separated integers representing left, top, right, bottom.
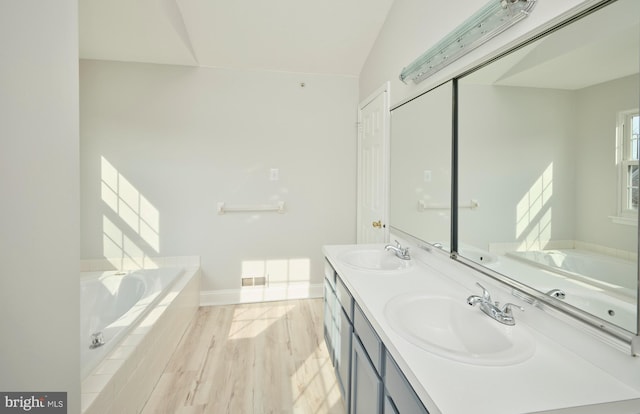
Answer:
141, 299, 346, 414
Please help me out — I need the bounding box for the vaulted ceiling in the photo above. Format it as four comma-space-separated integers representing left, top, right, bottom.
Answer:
79, 0, 395, 76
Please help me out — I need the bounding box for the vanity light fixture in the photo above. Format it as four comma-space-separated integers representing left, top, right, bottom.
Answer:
399, 0, 537, 84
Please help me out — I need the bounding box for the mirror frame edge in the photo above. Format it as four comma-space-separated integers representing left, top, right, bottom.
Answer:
446, 0, 640, 354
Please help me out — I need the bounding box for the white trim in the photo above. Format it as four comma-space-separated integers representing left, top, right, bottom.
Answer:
359, 81, 390, 109
609, 215, 638, 226
200, 283, 324, 306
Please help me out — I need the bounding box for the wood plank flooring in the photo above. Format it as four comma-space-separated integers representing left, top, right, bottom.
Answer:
141, 299, 346, 414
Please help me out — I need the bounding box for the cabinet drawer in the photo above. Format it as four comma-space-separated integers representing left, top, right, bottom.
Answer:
354, 304, 384, 375
323, 278, 335, 318
324, 259, 336, 290
336, 276, 354, 322
384, 351, 429, 414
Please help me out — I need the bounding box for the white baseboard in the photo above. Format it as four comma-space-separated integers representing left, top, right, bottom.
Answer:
200, 283, 324, 306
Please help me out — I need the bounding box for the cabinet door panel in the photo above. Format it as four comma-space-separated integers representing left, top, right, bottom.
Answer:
384, 351, 429, 414
336, 308, 352, 406
351, 334, 383, 414
384, 395, 399, 414
323, 278, 336, 362
354, 304, 383, 374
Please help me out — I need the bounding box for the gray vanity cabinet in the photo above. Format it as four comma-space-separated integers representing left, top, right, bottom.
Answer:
337, 308, 353, 401
384, 350, 429, 414
351, 304, 384, 414
351, 333, 384, 414
335, 277, 354, 406
323, 265, 336, 361
324, 259, 428, 414
324, 260, 354, 408
384, 395, 399, 414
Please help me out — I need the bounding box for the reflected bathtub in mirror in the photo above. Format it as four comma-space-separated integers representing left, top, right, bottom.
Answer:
456, 0, 639, 333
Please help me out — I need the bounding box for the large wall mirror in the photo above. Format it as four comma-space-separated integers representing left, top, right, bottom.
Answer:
457, 0, 639, 335
390, 81, 452, 248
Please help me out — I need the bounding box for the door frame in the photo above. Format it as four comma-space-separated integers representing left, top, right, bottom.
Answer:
357, 82, 391, 244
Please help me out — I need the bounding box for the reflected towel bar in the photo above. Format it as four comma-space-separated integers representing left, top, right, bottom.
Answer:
418, 199, 479, 211
217, 201, 285, 215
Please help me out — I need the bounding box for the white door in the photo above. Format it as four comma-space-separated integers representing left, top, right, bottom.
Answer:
357, 83, 390, 244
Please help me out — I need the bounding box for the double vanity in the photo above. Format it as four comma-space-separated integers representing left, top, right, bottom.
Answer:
335, 0, 640, 411
323, 242, 640, 413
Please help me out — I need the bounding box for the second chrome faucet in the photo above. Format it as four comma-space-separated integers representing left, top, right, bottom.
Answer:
385, 240, 411, 260
467, 282, 524, 326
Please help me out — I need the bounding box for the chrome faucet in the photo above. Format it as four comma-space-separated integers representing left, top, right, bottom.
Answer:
546, 288, 566, 299
385, 240, 411, 260
466, 282, 523, 326
89, 332, 105, 349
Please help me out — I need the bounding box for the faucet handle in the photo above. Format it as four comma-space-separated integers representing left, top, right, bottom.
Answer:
475, 282, 492, 302
393, 240, 410, 256
501, 303, 524, 316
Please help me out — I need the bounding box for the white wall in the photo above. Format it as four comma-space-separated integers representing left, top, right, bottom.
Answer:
458, 85, 577, 250
80, 60, 358, 291
0, 2, 80, 412
575, 75, 639, 251
360, 0, 599, 106
395, 77, 638, 253
390, 81, 452, 243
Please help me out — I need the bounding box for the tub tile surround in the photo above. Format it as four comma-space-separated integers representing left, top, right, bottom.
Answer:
80, 257, 201, 414
323, 243, 640, 414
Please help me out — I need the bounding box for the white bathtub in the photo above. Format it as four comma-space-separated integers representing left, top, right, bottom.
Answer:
80, 267, 183, 380
506, 249, 637, 291
501, 249, 637, 332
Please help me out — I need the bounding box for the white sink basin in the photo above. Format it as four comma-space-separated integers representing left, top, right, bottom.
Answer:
384, 293, 535, 366
338, 248, 413, 272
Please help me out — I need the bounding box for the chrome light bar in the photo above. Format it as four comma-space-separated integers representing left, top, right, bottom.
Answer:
399, 0, 537, 84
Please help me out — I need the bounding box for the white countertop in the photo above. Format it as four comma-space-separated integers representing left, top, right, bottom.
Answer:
323, 243, 640, 414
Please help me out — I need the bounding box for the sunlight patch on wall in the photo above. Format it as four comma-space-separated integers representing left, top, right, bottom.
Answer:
101, 156, 159, 269
102, 216, 157, 269
516, 163, 553, 250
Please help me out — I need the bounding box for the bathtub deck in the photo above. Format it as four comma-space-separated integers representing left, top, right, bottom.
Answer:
141, 298, 345, 413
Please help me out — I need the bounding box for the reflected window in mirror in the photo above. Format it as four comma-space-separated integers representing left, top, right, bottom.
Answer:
455, 0, 639, 334
616, 110, 639, 222
389, 81, 452, 250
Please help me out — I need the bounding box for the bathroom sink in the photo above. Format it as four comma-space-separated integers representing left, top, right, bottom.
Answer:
338, 248, 413, 272
384, 293, 535, 365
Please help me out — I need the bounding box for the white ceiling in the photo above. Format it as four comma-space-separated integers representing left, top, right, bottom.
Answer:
79, 0, 395, 76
